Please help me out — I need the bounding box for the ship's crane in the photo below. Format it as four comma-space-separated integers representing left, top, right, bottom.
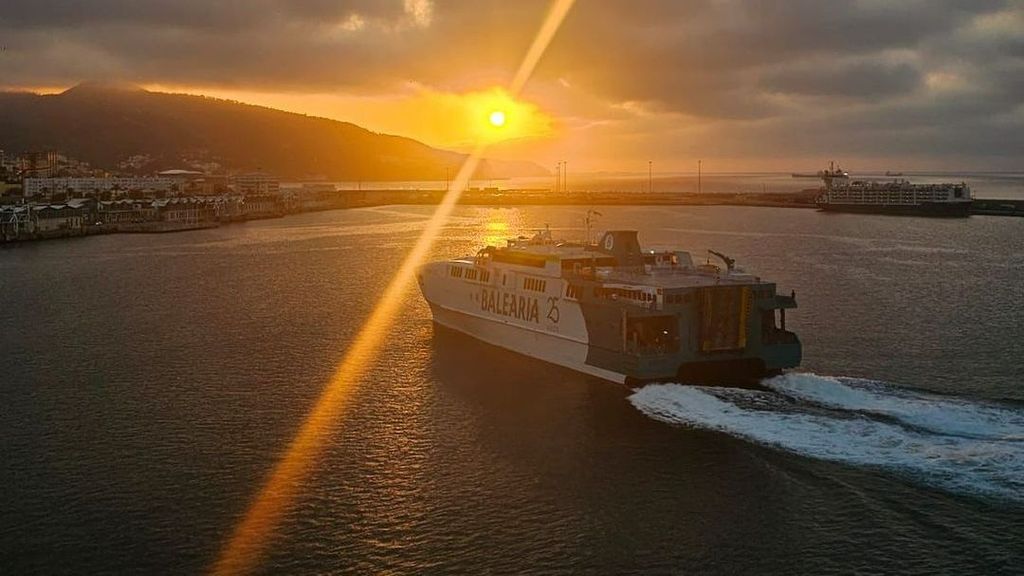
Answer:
707, 249, 736, 272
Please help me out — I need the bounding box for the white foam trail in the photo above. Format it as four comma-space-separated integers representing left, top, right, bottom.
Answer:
629, 384, 1024, 500
764, 373, 1024, 441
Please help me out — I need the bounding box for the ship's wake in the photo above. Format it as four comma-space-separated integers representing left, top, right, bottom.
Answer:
629, 374, 1024, 500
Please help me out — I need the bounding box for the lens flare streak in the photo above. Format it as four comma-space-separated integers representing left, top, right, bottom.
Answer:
211, 1, 576, 574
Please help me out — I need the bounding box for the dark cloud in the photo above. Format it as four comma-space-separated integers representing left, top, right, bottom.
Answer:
760, 60, 923, 99
546, 0, 1015, 114
0, 1, 404, 28
0, 0, 1021, 165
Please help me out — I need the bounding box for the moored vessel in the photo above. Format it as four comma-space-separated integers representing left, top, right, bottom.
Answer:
812, 164, 972, 217
418, 228, 801, 385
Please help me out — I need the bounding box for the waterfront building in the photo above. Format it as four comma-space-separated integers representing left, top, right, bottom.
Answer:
149, 170, 231, 196
232, 172, 280, 196
188, 174, 230, 196
0, 206, 35, 239
1, 200, 96, 239
153, 197, 217, 224
97, 199, 157, 224
33, 204, 85, 233
241, 194, 283, 217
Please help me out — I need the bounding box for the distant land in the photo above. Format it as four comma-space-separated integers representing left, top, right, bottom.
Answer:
0, 82, 548, 181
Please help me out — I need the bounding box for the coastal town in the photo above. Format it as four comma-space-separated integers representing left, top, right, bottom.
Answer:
0, 149, 337, 242
0, 147, 810, 243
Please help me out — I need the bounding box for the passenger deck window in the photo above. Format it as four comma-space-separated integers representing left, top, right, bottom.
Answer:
523, 277, 547, 292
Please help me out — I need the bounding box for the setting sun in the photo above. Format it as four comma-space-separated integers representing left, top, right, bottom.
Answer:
489, 110, 507, 127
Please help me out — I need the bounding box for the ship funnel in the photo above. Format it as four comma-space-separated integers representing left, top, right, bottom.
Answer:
595, 230, 643, 267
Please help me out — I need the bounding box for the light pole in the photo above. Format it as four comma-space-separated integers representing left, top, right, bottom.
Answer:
648, 160, 653, 194
697, 159, 702, 195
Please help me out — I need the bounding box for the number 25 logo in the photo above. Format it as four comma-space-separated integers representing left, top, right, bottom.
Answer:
546, 297, 560, 323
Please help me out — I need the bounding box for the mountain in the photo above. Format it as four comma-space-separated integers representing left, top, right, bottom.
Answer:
0, 82, 549, 180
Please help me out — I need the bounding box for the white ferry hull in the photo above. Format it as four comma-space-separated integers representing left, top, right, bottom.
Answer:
427, 302, 627, 384
419, 258, 628, 384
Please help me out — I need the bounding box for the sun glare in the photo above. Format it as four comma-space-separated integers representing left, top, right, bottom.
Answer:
211, 1, 577, 574
153, 85, 551, 150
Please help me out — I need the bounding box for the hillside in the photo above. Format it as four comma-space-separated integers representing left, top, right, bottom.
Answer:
0, 83, 548, 180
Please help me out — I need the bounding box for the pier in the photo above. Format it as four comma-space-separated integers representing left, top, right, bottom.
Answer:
970, 198, 1024, 217
318, 187, 1024, 217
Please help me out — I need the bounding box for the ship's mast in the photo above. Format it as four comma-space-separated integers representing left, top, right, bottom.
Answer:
585, 209, 601, 245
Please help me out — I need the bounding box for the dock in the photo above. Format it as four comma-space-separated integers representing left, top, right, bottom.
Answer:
970, 198, 1024, 217
324, 188, 1024, 216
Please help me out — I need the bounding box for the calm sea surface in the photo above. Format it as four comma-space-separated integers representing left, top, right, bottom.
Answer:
2, 205, 1022, 574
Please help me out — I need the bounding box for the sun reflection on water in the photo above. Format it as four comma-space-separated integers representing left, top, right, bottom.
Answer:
482, 219, 510, 248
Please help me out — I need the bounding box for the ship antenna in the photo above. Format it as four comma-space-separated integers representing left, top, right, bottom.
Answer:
585, 209, 602, 245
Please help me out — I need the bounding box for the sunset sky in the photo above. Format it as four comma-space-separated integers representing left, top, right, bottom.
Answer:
2, 1, 1022, 172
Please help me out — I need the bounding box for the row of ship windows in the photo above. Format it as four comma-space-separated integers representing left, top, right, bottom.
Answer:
452, 265, 545, 291
448, 266, 490, 283
664, 293, 693, 304
449, 268, 765, 308
523, 277, 547, 292
457, 268, 705, 303
449, 268, 757, 307
595, 287, 656, 302
449, 269, 714, 306
567, 285, 680, 302
830, 192, 951, 199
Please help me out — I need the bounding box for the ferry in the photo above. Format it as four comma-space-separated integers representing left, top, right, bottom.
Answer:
417, 228, 801, 385
813, 164, 972, 217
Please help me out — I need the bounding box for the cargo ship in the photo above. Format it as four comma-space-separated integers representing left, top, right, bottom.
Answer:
417, 228, 801, 385
813, 164, 972, 217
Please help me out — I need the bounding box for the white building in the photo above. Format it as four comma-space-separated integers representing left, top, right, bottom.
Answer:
22, 176, 176, 197
232, 172, 280, 196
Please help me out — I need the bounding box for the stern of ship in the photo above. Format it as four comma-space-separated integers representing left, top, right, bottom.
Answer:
580, 283, 802, 387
